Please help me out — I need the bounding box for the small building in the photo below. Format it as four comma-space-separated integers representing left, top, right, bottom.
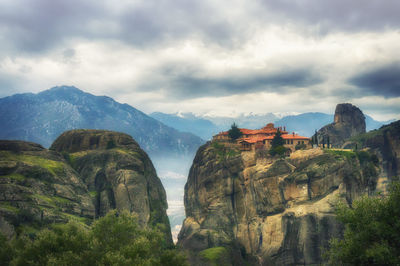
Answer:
213, 123, 311, 152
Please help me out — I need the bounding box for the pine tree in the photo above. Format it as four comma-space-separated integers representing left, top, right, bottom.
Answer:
271, 129, 285, 147
269, 129, 286, 156
228, 123, 243, 140
314, 130, 318, 146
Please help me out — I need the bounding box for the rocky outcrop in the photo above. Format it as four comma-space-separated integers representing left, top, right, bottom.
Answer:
51, 129, 172, 245
0, 130, 173, 245
343, 120, 400, 192
316, 103, 366, 148
0, 140, 95, 238
178, 143, 379, 265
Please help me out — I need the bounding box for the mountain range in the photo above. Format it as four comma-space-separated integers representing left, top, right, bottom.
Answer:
151, 111, 392, 140
0, 86, 204, 159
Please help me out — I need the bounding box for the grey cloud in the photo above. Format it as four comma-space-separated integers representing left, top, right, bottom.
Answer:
0, 0, 241, 53
0, 0, 104, 53
2, 0, 399, 55
142, 64, 323, 99
349, 63, 400, 98
258, 0, 400, 33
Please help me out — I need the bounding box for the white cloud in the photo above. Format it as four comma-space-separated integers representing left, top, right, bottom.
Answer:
160, 170, 187, 180
0, 1, 399, 119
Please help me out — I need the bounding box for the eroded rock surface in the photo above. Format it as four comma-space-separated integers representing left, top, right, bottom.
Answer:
316, 103, 366, 148
343, 120, 400, 194
51, 129, 172, 245
178, 144, 379, 265
0, 130, 173, 246
0, 140, 95, 238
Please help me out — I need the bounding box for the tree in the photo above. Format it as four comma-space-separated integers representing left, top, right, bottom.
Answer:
228, 123, 243, 140
314, 130, 318, 146
326, 182, 400, 265
269, 129, 287, 156
327, 135, 330, 148
1, 210, 188, 266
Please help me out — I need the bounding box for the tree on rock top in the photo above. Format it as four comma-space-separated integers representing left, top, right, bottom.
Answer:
269, 129, 287, 156
228, 123, 243, 140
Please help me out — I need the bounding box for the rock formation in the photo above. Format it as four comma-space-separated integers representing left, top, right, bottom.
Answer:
178, 143, 380, 265
51, 129, 172, 245
0, 130, 172, 245
343, 120, 400, 192
0, 140, 95, 238
316, 103, 366, 148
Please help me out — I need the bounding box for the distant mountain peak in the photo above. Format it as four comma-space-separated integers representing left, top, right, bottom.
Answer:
43, 85, 83, 94
0, 86, 204, 156
51, 85, 80, 90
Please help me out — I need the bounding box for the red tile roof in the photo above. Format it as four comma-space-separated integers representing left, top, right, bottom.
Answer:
215, 123, 310, 142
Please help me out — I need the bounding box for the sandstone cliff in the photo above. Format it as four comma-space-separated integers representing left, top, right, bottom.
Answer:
51, 129, 172, 245
0, 130, 172, 245
178, 143, 379, 265
316, 103, 366, 148
0, 140, 95, 238
344, 120, 400, 192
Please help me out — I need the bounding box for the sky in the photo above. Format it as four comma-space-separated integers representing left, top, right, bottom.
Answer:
0, 0, 399, 120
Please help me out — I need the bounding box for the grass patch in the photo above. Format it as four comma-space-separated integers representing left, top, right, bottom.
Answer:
0, 202, 19, 213
350, 129, 383, 146
0, 173, 25, 181
68, 151, 87, 166
325, 149, 356, 160
211, 142, 241, 162
0, 151, 64, 175
32, 194, 72, 207
62, 213, 91, 225
199, 247, 228, 265
52, 196, 72, 204
32, 194, 55, 205
89, 191, 98, 198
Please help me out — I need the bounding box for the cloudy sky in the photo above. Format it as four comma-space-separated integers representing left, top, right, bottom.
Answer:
1, 0, 399, 120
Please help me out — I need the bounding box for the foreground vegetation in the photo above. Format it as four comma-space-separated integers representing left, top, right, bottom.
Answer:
326, 182, 400, 265
0, 210, 187, 266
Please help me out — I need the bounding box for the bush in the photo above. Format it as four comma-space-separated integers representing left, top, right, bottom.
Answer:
326, 182, 400, 265
1, 210, 187, 266
269, 145, 287, 157
295, 143, 306, 150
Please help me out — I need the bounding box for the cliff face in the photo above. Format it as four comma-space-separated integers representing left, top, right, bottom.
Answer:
178, 143, 379, 265
0, 130, 172, 245
51, 130, 172, 244
347, 120, 400, 187
317, 103, 366, 147
0, 140, 95, 238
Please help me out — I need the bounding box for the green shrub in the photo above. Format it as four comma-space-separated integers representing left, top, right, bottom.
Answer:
326, 182, 400, 265
295, 143, 307, 150
1, 210, 188, 266
269, 145, 287, 157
